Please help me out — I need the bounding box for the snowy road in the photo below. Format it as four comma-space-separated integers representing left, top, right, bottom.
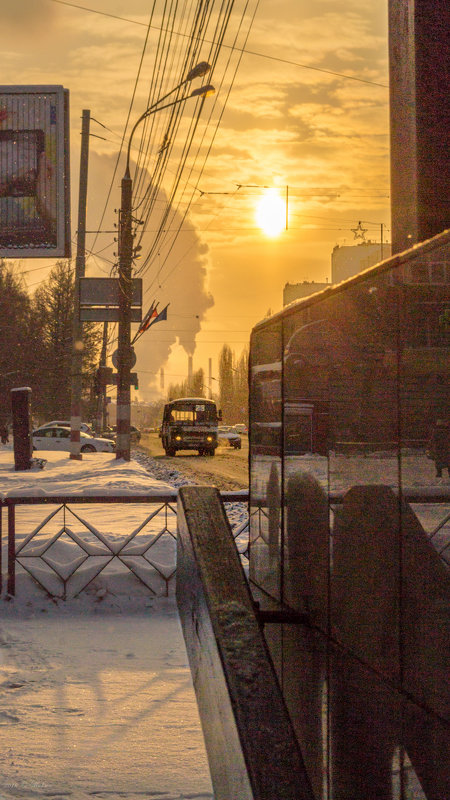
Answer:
0, 602, 213, 800
137, 433, 249, 490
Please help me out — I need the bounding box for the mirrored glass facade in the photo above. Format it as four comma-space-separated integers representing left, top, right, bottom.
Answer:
249, 230, 449, 799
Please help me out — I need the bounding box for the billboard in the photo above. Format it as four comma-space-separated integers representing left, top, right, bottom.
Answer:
0, 85, 71, 258
79, 277, 143, 322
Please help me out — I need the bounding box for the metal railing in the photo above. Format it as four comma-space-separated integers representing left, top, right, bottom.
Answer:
0, 490, 249, 600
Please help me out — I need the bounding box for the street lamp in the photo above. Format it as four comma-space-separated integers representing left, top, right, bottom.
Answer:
116, 75, 215, 460
125, 81, 215, 176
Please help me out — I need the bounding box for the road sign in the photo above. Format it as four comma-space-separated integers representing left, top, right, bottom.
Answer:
80, 307, 142, 322
79, 277, 142, 305
79, 278, 142, 322
112, 348, 136, 369
111, 372, 138, 387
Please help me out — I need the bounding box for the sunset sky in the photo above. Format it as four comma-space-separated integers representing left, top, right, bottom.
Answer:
1, 0, 391, 401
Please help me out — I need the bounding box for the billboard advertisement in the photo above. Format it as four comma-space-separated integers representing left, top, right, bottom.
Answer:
0, 85, 71, 258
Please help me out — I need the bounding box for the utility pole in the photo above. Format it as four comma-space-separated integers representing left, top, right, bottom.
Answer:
70, 109, 90, 460
95, 321, 108, 433
114, 68, 214, 460
115, 169, 133, 460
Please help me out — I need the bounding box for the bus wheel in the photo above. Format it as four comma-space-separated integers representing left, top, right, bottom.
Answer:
208, 448, 215, 456
165, 447, 176, 457
198, 448, 205, 456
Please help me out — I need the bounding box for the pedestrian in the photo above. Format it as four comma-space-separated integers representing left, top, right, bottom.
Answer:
428, 419, 449, 479
0, 423, 9, 444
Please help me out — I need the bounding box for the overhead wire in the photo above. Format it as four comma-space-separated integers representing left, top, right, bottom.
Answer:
132, 0, 218, 235
141, 0, 260, 296
134, 0, 240, 278
50, 0, 389, 304
139, 0, 238, 263
132, 0, 212, 198
89, 2, 158, 255
130, 1, 222, 270
49, 0, 389, 88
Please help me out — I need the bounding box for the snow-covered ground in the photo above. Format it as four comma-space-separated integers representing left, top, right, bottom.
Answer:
0, 447, 215, 799
0, 447, 248, 602
2, 446, 447, 798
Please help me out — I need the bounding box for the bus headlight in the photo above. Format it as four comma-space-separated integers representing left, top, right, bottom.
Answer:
175, 435, 182, 441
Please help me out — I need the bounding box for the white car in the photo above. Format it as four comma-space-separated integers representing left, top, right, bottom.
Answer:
32, 426, 115, 453
40, 420, 95, 436
218, 426, 241, 449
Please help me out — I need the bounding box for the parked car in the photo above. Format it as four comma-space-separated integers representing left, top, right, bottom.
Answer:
108, 425, 141, 445
32, 426, 115, 453
218, 426, 241, 449
232, 423, 248, 435
40, 420, 95, 436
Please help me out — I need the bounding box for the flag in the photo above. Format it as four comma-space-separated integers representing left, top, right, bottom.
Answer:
138, 301, 158, 334
147, 303, 169, 328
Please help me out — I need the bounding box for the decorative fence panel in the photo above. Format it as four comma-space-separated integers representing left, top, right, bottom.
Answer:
0, 491, 249, 600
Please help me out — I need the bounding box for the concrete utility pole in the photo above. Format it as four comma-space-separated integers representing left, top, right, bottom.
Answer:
95, 321, 109, 434
115, 169, 133, 460
115, 67, 214, 460
70, 109, 90, 459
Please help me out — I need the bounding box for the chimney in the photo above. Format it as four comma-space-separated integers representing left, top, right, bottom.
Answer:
188, 356, 193, 392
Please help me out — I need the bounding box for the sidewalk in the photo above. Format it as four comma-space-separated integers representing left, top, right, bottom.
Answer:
0, 599, 213, 799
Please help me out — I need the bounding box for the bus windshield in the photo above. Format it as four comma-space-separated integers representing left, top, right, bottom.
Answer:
164, 401, 218, 425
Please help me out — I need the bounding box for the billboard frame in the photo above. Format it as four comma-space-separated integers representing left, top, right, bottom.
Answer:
0, 85, 71, 259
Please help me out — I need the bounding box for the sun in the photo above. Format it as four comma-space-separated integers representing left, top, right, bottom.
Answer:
255, 189, 286, 237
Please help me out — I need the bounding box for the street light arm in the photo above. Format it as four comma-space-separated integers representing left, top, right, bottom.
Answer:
149, 61, 211, 110
125, 95, 186, 176
125, 85, 215, 175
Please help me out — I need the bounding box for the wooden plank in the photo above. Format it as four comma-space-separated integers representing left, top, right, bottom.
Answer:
176, 485, 315, 800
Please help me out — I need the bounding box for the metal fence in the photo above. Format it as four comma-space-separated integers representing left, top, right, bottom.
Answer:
2, 489, 447, 602
0, 490, 249, 600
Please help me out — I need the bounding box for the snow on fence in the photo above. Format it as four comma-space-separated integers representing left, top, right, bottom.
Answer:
2, 488, 447, 602
0, 491, 250, 600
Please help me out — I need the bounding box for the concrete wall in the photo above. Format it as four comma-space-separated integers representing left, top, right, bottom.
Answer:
389, 0, 450, 253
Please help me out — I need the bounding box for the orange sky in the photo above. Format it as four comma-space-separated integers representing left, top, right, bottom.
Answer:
1, 0, 390, 401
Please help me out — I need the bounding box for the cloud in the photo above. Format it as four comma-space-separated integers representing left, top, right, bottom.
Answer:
0, 0, 56, 28
133, 217, 214, 399
81, 150, 214, 400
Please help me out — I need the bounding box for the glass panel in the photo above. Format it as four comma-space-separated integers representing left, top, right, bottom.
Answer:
249, 322, 282, 603
249, 231, 449, 798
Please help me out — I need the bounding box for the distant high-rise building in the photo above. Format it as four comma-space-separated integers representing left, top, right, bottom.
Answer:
332, 241, 392, 284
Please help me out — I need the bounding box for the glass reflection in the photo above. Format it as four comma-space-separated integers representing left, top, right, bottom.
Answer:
249, 231, 449, 798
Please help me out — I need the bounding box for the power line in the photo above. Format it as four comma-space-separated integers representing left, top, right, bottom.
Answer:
90, 5, 156, 255
134, 1, 261, 293
48, 0, 389, 88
